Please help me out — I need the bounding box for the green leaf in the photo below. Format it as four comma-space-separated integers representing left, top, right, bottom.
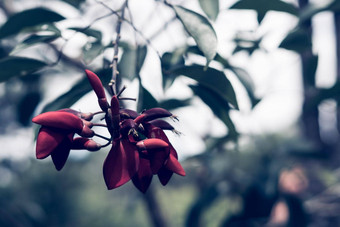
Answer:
173, 6, 217, 67
118, 45, 147, 81
190, 84, 238, 138
0, 8, 65, 39
0, 57, 47, 83
68, 27, 102, 40
61, 0, 85, 8
158, 98, 191, 111
12, 34, 60, 53
230, 0, 298, 23
198, 0, 220, 21
42, 69, 112, 112
161, 51, 185, 90
214, 54, 260, 107
17, 91, 41, 126
279, 28, 312, 53
82, 41, 104, 64
137, 84, 158, 112
172, 65, 239, 109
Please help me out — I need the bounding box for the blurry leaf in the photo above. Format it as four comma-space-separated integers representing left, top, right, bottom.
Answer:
230, 0, 298, 23
215, 54, 260, 107
198, 0, 220, 21
0, 57, 47, 83
42, 69, 112, 112
118, 45, 147, 81
172, 65, 239, 109
12, 34, 60, 53
68, 27, 102, 40
159, 98, 191, 111
61, 0, 85, 7
82, 41, 104, 64
300, 1, 340, 23
0, 8, 65, 39
190, 84, 238, 138
173, 6, 217, 67
137, 84, 158, 112
232, 36, 262, 55
17, 91, 41, 126
161, 51, 185, 90
304, 55, 318, 86
279, 28, 312, 53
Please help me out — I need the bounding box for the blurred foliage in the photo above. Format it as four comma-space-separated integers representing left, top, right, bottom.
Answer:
1, 0, 340, 226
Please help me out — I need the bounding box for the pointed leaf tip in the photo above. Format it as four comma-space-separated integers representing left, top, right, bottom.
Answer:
173, 5, 217, 66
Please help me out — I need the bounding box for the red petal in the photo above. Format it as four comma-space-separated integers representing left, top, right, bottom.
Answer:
132, 158, 153, 193
165, 154, 185, 176
51, 134, 73, 171
71, 137, 100, 151
136, 138, 169, 150
103, 139, 139, 190
36, 127, 65, 159
157, 167, 173, 186
146, 147, 170, 174
32, 111, 83, 132
85, 70, 106, 99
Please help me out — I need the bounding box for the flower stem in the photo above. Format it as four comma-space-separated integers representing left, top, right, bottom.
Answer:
94, 133, 111, 141
111, 0, 128, 95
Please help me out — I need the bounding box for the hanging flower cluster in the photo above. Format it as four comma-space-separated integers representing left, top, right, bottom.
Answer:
32, 70, 185, 193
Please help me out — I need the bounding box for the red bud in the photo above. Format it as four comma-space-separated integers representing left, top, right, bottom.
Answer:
32, 111, 83, 132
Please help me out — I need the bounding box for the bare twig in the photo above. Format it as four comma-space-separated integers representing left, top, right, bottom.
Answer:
111, 0, 128, 95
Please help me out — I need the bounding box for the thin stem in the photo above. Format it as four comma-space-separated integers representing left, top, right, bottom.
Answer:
92, 123, 107, 127
97, 0, 161, 59
111, 0, 128, 95
92, 111, 105, 116
118, 97, 136, 101
94, 133, 111, 141
100, 140, 112, 148
116, 85, 127, 97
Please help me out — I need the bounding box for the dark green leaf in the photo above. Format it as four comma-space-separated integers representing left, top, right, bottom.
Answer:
118, 45, 147, 81
17, 91, 41, 126
190, 84, 238, 138
137, 84, 158, 112
0, 8, 65, 39
68, 27, 102, 40
214, 54, 260, 107
158, 98, 191, 111
61, 0, 85, 8
198, 0, 220, 21
82, 41, 104, 64
230, 0, 298, 23
12, 34, 60, 53
0, 57, 47, 83
161, 51, 185, 90
172, 65, 239, 109
173, 6, 217, 66
42, 69, 112, 112
279, 28, 312, 53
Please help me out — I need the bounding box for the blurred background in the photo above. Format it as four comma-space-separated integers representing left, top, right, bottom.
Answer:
1, 0, 340, 226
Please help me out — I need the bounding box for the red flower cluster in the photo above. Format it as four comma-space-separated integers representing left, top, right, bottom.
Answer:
32, 70, 185, 192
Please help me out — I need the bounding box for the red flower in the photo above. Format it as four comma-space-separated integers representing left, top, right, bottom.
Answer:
32, 109, 99, 170
32, 70, 185, 192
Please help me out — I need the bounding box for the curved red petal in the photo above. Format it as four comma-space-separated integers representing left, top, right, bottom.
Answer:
165, 154, 186, 176
36, 127, 65, 159
157, 167, 173, 186
103, 139, 139, 190
32, 112, 83, 132
132, 158, 153, 193
51, 134, 73, 171
136, 138, 169, 150
148, 147, 170, 174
